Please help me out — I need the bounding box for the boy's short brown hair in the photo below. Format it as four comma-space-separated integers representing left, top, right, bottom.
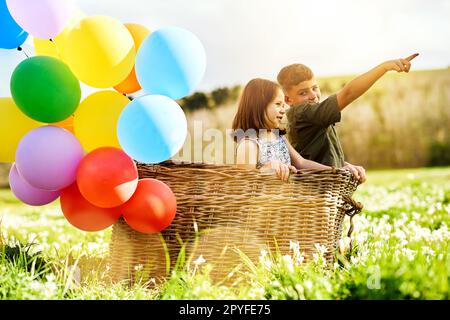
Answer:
277, 64, 314, 91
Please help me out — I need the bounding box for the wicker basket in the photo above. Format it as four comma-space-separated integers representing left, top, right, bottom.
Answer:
108, 161, 362, 284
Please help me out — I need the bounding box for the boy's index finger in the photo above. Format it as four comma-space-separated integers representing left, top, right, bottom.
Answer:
405, 53, 419, 61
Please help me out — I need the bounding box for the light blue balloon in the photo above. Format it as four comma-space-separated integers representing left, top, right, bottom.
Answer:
117, 95, 187, 164
0, 0, 28, 49
135, 26, 206, 100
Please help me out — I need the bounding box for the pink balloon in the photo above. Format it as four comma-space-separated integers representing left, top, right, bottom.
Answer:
15, 126, 85, 191
9, 163, 60, 206
6, 0, 75, 39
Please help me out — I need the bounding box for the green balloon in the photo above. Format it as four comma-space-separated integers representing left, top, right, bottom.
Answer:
10, 56, 81, 123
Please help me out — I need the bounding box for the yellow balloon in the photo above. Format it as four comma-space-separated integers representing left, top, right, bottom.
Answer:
0, 98, 43, 163
114, 23, 151, 94
34, 10, 86, 61
65, 15, 136, 88
73, 91, 130, 152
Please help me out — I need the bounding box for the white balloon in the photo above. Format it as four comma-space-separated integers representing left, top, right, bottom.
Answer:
0, 44, 34, 97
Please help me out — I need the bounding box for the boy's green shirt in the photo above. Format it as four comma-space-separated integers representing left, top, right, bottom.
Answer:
286, 94, 345, 167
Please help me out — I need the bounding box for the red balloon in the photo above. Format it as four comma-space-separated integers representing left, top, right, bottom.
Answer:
60, 182, 122, 232
121, 179, 177, 234
77, 147, 138, 208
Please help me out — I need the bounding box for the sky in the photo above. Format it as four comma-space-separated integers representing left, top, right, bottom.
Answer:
76, 0, 450, 91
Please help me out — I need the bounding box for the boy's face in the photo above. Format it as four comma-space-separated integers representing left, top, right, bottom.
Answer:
285, 78, 321, 106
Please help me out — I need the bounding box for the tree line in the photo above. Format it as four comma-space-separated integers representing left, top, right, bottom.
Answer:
178, 85, 241, 112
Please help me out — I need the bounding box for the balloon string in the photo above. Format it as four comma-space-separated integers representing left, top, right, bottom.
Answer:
49, 38, 62, 59
17, 46, 29, 58
122, 93, 134, 101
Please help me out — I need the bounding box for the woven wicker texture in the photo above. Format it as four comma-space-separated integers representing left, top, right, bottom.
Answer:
109, 161, 362, 284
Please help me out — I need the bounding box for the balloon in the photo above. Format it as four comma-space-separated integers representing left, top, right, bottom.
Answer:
9, 163, 59, 206
73, 91, 129, 152
15, 126, 84, 191
0, 97, 42, 162
121, 179, 177, 234
0, 47, 26, 97
60, 182, 122, 232
34, 9, 85, 61
10, 56, 81, 122
51, 115, 74, 134
65, 15, 135, 88
117, 95, 188, 163
135, 26, 206, 100
114, 23, 151, 94
76, 147, 138, 208
0, 0, 27, 49
5, 0, 75, 39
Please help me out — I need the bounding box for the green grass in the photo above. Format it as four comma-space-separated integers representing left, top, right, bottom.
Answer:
0, 167, 449, 299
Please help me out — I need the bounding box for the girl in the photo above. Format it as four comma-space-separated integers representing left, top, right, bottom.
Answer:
232, 78, 331, 182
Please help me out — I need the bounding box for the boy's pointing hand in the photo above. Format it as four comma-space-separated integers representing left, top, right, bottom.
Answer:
382, 53, 419, 73
405, 53, 419, 62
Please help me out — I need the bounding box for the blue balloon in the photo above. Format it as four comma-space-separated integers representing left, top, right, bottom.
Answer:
135, 27, 206, 100
0, 0, 28, 49
117, 95, 187, 164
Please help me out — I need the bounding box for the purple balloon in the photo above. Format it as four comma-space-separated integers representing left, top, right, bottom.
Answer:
9, 163, 60, 206
15, 126, 84, 191
6, 0, 75, 39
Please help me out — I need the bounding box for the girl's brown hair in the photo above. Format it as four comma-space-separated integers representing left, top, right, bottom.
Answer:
232, 78, 281, 140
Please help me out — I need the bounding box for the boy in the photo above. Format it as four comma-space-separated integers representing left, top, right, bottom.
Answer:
277, 53, 419, 182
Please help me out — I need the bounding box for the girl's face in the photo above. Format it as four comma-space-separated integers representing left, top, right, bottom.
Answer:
265, 89, 287, 129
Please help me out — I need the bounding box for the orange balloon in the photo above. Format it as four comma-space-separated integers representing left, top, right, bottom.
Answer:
50, 115, 74, 134
60, 182, 122, 232
76, 147, 138, 208
121, 179, 177, 234
114, 23, 151, 94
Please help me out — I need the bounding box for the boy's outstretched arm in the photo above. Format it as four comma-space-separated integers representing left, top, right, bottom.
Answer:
336, 53, 419, 110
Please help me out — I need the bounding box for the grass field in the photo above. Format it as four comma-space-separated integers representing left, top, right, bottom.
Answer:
0, 167, 449, 299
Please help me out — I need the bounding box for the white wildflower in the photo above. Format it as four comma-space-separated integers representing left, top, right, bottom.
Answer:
338, 237, 351, 254
421, 246, 435, 256
87, 242, 100, 253
43, 280, 57, 298
134, 264, 144, 271
350, 256, 359, 264
45, 274, 56, 282
282, 255, 294, 272
312, 253, 319, 263
259, 249, 268, 258
29, 280, 44, 292
304, 280, 313, 290
289, 240, 300, 252
193, 255, 206, 266
314, 243, 328, 255
401, 248, 416, 261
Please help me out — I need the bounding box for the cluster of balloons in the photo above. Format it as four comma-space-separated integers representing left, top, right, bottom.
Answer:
1, 0, 206, 234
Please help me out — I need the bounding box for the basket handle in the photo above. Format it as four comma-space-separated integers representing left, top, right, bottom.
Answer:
342, 195, 363, 251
